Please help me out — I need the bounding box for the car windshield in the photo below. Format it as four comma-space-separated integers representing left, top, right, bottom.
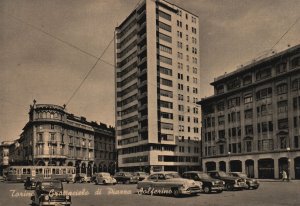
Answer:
135, 172, 146, 176
236, 173, 248, 178
218, 171, 229, 177
198, 173, 211, 179
41, 182, 62, 190
165, 173, 181, 179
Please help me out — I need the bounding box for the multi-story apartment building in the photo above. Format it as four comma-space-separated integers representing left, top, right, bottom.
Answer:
198, 45, 300, 179
10, 101, 116, 175
115, 0, 201, 173
0, 141, 14, 175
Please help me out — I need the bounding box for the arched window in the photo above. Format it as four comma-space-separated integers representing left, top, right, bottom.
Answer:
292, 78, 300, 90
291, 56, 300, 69
243, 75, 252, 85
276, 83, 288, 95
276, 62, 287, 74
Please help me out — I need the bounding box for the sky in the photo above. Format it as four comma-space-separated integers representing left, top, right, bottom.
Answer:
0, 0, 300, 141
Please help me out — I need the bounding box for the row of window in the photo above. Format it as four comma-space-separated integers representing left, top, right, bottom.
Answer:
216, 60, 300, 94
178, 146, 200, 153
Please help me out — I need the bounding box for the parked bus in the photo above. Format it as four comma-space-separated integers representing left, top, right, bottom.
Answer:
6, 166, 76, 183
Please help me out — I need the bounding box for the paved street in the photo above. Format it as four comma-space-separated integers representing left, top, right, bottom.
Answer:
0, 181, 299, 206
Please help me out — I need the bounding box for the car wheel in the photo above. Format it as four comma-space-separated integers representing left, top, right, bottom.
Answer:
172, 188, 180, 197
203, 186, 211, 194
246, 184, 251, 190
226, 184, 234, 191
253, 186, 259, 189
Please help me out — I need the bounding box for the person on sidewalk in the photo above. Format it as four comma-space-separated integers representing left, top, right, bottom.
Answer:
281, 170, 288, 181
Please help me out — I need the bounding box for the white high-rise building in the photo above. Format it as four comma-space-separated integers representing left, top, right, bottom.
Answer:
115, 0, 201, 173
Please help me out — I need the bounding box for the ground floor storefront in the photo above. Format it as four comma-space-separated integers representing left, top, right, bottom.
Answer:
119, 165, 201, 174
202, 151, 300, 179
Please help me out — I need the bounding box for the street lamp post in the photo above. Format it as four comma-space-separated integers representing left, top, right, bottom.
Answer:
228, 152, 231, 172
287, 147, 291, 181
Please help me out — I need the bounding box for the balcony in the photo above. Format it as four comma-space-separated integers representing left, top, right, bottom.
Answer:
137, 9, 146, 21
137, 33, 146, 44
69, 142, 74, 146
36, 140, 44, 144
138, 22, 146, 32
48, 140, 57, 145
137, 45, 147, 53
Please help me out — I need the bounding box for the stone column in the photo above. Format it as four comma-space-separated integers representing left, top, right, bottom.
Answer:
242, 160, 246, 174
215, 161, 220, 171
289, 158, 295, 180
274, 158, 279, 179
226, 160, 230, 173
254, 159, 259, 179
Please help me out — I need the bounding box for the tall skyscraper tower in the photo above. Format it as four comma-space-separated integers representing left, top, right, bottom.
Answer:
115, 0, 200, 172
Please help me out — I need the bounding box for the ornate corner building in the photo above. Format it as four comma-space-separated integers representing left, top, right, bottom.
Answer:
8, 102, 116, 176
115, 0, 201, 172
198, 45, 300, 179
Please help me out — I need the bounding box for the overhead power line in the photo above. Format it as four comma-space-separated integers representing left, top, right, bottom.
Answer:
270, 15, 300, 51
7, 14, 114, 67
65, 37, 114, 106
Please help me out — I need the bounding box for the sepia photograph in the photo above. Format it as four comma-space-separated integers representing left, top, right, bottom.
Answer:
0, 0, 300, 205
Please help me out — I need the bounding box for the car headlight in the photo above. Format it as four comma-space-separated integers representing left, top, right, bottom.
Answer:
235, 180, 238, 184
66, 195, 70, 200
222, 181, 225, 185
130, 177, 133, 180
212, 181, 215, 186
182, 183, 189, 189
44, 195, 49, 201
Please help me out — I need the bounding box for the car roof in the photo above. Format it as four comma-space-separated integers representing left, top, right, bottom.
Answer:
183, 171, 205, 174
150, 171, 178, 174
38, 180, 61, 183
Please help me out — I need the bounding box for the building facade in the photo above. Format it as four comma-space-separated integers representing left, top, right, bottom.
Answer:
0, 141, 14, 175
9, 101, 116, 175
198, 45, 300, 179
115, 0, 201, 172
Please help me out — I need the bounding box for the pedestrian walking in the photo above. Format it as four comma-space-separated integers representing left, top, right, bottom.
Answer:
281, 170, 288, 181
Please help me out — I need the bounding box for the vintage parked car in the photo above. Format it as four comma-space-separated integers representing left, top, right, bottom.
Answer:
137, 171, 202, 197
31, 180, 71, 206
24, 177, 37, 190
73, 173, 91, 183
113, 172, 139, 184
94, 172, 117, 185
182, 171, 225, 193
207, 171, 246, 191
133, 172, 148, 181
228, 172, 259, 189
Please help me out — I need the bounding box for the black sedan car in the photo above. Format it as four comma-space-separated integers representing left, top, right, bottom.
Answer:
182, 171, 225, 193
228, 172, 259, 189
24, 177, 37, 190
113, 172, 139, 184
207, 171, 247, 191
31, 180, 71, 206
